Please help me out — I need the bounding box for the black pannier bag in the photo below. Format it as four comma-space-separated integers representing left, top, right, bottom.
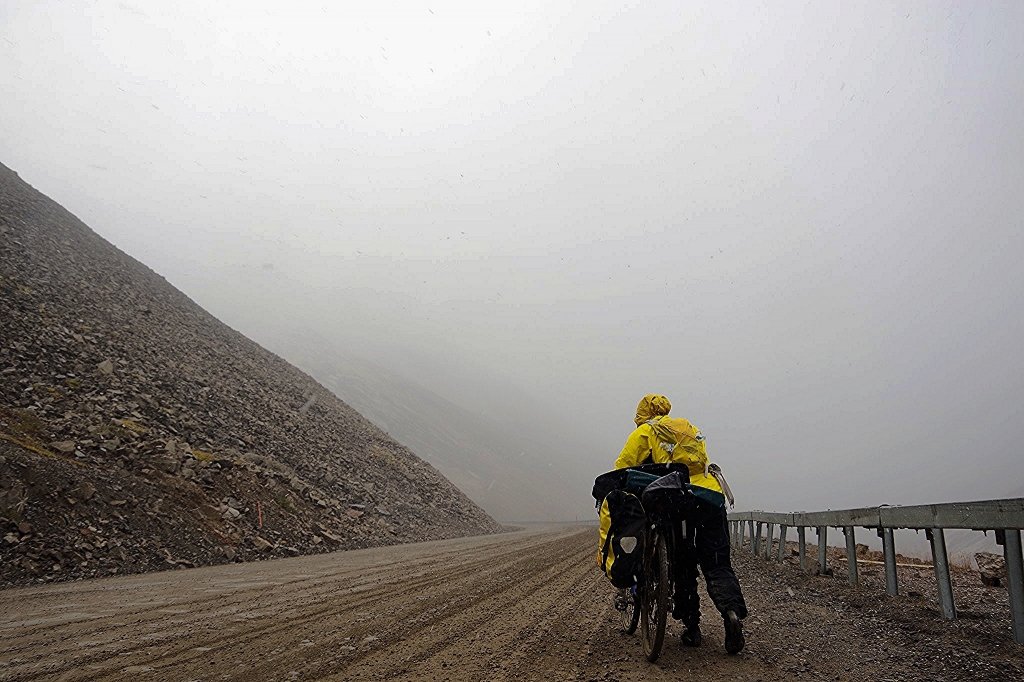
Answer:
640, 471, 693, 519
594, 463, 691, 587
597, 489, 648, 588
592, 462, 690, 507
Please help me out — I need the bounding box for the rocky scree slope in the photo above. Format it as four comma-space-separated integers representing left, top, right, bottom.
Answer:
0, 162, 504, 587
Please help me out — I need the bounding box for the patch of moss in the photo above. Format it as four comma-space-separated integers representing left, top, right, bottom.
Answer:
369, 445, 410, 476
119, 417, 147, 432
119, 419, 147, 434
94, 422, 133, 440
4, 408, 48, 439
0, 433, 85, 468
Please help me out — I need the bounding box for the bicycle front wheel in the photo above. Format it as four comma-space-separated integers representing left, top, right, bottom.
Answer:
640, 530, 670, 662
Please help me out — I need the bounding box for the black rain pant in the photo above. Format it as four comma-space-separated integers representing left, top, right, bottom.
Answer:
672, 497, 748, 627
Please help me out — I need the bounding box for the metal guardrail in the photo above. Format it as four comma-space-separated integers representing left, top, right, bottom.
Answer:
728, 498, 1024, 645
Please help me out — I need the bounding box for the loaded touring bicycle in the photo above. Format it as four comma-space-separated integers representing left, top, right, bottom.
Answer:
594, 463, 693, 662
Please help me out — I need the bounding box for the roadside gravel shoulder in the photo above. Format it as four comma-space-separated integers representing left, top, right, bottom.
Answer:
723, 541, 1024, 681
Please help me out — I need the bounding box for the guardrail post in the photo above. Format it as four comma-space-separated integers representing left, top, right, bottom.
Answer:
927, 528, 956, 619
778, 525, 788, 563
881, 527, 898, 596
798, 526, 806, 569
765, 523, 774, 559
817, 526, 828, 575
753, 522, 762, 556
844, 526, 859, 586
1000, 529, 1024, 644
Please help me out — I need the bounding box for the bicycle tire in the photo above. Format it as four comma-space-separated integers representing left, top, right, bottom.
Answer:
620, 586, 640, 634
640, 529, 670, 662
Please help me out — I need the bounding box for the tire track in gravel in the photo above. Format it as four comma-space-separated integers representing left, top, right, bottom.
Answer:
0, 527, 601, 682
219, 528, 588, 680
4, 533, 513, 642
112, 530, 589, 681
10, 524, 1019, 682
310, 526, 602, 682
0, 528, 564, 681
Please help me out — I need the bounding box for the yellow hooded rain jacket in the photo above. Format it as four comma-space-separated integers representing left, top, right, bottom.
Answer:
613, 394, 723, 497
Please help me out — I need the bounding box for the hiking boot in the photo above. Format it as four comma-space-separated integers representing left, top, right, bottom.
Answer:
680, 625, 702, 647
723, 610, 744, 654
614, 588, 630, 612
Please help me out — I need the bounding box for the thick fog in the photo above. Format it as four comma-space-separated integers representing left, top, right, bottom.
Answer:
3, 1, 1023, 521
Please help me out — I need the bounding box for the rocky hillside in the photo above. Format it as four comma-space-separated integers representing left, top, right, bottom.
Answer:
0, 162, 504, 588
166, 256, 607, 523
261, 332, 598, 523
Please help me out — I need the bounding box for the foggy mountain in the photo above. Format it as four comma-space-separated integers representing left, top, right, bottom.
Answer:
3, 1, 1023, 528
166, 265, 606, 522
277, 341, 594, 523
0, 162, 502, 586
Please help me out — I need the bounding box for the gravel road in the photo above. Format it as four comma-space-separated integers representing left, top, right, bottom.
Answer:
1, 526, 1022, 681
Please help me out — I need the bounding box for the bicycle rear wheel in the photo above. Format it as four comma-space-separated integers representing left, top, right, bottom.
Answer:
620, 586, 639, 634
640, 530, 670, 662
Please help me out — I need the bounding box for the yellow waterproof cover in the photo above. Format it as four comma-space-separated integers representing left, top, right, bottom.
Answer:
645, 417, 723, 494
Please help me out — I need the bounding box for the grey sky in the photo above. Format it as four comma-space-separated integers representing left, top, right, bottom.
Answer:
3, 1, 1023, 516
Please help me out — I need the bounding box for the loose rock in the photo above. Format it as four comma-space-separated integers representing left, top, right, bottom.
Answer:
0, 161, 504, 589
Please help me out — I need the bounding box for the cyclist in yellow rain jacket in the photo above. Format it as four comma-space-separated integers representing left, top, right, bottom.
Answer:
614, 395, 724, 501
615, 394, 747, 654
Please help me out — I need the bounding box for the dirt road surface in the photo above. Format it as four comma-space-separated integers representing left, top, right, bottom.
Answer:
2, 526, 1022, 681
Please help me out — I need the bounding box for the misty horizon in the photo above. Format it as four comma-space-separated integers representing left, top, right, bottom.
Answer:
3, 1, 1022, 523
